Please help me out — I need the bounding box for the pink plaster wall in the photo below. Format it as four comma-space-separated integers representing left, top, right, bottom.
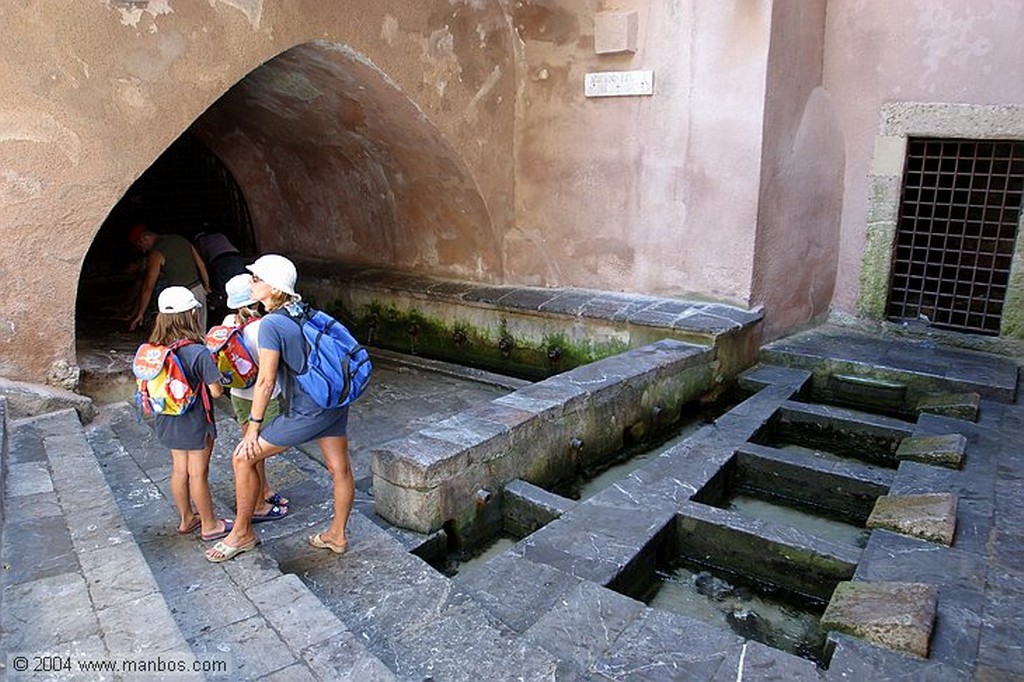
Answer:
752, 0, 844, 341
824, 0, 1024, 315
0, 1, 516, 384
508, 1, 771, 303
5, 0, 1020, 387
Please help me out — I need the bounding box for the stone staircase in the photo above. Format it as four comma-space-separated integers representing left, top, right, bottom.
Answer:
1, 407, 200, 678
1, 404, 398, 679
0, 399, 566, 680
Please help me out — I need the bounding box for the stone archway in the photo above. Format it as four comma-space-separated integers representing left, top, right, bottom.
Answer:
75, 39, 502, 393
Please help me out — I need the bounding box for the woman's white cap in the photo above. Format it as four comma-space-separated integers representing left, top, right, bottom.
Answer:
157, 286, 202, 313
225, 273, 257, 309
247, 254, 298, 297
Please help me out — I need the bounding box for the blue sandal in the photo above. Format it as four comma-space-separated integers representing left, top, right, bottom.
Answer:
265, 492, 289, 507
251, 504, 288, 523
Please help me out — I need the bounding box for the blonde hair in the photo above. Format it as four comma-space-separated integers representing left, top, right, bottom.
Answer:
149, 310, 204, 345
234, 305, 259, 324
263, 291, 294, 312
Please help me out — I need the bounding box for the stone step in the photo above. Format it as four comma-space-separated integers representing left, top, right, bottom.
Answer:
275, 518, 561, 680
759, 326, 1019, 405
1, 408, 198, 676
84, 403, 395, 680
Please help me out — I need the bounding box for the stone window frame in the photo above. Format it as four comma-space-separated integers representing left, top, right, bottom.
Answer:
857, 103, 1024, 338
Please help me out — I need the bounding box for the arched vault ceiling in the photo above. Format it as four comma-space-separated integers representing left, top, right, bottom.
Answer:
193, 41, 499, 278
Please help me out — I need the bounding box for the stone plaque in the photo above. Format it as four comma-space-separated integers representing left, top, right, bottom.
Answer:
584, 70, 653, 98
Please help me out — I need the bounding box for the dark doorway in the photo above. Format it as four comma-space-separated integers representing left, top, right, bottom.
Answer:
77, 134, 255, 338
887, 138, 1024, 335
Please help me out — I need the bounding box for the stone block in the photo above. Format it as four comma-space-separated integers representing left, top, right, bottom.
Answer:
1, 573, 100, 651
916, 392, 980, 422
302, 631, 397, 681
821, 581, 938, 658
896, 433, 967, 469
5, 460, 53, 497
495, 376, 588, 416
593, 607, 743, 680
437, 461, 494, 525
78, 545, 160, 610
245, 574, 347, 651
867, 493, 958, 546
371, 475, 444, 534
831, 372, 907, 409
189, 614, 297, 679
96, 591, 187, 655
523, 580, 645, 678
0, 378, 94, 422
419, 411, 508, 453
371, 433, 467, 488
454, 552, 580, 634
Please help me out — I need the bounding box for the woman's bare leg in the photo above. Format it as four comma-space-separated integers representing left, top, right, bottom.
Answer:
317, 436, 353, 548
206, 438, 285, 560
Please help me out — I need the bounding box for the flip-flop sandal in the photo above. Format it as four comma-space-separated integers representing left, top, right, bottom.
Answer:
251, 504, 288, 523
177, 517, 201, 535
205, 538, 258, 563
265, 492, 290, 507
308, 532, 348, 554
201, 519, 234, 542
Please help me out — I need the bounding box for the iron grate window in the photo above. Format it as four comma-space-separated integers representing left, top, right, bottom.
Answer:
887, 138, 1024, 335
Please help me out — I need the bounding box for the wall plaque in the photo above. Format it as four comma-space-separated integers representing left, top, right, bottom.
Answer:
584, 70, 654, 98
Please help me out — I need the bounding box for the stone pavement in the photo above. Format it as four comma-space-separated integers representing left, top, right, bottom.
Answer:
1, 327, 1023, 680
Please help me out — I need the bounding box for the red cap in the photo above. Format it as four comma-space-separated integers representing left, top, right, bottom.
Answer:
128, 223, 147, 246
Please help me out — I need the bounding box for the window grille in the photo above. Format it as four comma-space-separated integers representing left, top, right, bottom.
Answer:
887, 138, 1024, 335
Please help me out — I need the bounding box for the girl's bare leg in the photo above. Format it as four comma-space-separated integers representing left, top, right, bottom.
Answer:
187, 439, 220, 535
169, 450, 195, 531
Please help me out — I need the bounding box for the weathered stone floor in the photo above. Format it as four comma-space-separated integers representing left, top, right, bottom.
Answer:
1, 327, 1022, 680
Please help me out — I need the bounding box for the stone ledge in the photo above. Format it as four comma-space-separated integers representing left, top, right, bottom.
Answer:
303, 265, 764, 334
371, 340, 715, 535
916, 392, 981, 422
866, 493, 958, 546
821, 580, 938, 658
299, 264, 763, 381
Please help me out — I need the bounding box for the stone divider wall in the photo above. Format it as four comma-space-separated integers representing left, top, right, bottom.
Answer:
299, 265, 763, 380
371, 339, 716, 540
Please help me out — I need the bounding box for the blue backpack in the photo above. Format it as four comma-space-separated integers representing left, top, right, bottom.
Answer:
277, 304, 372, 408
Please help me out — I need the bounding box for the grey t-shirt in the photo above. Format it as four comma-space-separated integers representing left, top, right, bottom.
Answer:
150, 342, 219, 450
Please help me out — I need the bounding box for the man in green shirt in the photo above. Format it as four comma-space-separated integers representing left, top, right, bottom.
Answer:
126, 224, 212, 331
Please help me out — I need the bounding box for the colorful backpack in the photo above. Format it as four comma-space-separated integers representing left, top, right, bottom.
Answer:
205, 321, 258, 389
275, 304, 372, 409
132, 340, 210, 420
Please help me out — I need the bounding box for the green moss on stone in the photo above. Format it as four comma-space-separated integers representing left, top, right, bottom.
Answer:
342, 301, 625, 380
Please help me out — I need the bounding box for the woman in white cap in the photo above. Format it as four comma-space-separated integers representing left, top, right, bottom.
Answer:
206, 255, 354, 562
144, 286, 231, 541
220, 273, 288, 522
